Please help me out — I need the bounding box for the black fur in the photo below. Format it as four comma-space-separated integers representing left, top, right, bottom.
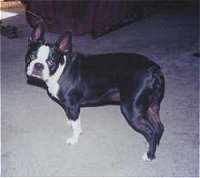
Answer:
26, 24, 165, 160
56, 52, 165, 160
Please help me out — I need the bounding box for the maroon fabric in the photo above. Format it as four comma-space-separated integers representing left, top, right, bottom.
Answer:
25, 1, 134, 36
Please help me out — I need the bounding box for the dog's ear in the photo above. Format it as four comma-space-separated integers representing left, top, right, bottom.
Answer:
56, 31, 72, 53
30, 22, 45, 42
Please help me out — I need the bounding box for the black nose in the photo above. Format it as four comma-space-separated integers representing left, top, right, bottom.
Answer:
34, 63, 44, 71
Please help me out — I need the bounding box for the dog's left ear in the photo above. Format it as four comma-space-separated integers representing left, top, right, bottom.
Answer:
30, 22, 45, 43
56, 31, 72, 53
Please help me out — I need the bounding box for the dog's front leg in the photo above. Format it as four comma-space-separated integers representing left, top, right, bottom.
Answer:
67, 118, 82, 145
64, 105, 82, 145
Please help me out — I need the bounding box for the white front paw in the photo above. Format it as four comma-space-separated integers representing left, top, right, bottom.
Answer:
66, 118, 82, 145
66, 136, 78, 145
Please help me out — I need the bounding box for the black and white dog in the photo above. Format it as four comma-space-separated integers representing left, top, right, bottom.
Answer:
25, 23, 165, 161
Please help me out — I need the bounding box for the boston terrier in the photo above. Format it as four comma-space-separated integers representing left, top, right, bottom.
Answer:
25, 23, 165, 161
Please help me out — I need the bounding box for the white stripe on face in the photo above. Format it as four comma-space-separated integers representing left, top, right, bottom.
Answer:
37, 45, 50, 60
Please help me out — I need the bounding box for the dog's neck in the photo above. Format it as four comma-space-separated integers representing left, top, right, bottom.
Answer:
45, 56, 67, 98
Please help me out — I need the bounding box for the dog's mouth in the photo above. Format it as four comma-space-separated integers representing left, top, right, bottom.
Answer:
27, 69, 43, 79
26, 63, 49, 81
26, 74, 47, 89
31, 73, 42, 79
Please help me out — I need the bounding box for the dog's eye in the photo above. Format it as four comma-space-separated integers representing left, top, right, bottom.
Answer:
30, 54, 36, 60
47, 59, 55, 66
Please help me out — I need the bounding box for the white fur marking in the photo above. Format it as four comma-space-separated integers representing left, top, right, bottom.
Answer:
37, 45, 50, 60
66, 118, 82, 145
46, 56, 66, 99
37, 45, 50, 80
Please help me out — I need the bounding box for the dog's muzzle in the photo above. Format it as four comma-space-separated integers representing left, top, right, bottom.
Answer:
27, 62, 44, 79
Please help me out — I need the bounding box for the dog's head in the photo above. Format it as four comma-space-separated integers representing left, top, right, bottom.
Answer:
26, 23, 72, 81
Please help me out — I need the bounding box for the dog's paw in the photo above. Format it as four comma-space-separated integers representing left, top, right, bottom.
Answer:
142, 152, 152, 161
66, 136, 78, 145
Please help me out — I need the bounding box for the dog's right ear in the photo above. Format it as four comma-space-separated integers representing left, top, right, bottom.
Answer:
55, 31, 72, 53
29, 22, 45, 43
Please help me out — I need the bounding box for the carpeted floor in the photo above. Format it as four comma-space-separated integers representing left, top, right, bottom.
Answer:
1, 5, 199, 177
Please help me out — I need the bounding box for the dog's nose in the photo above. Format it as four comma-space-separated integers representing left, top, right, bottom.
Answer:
34, 63, 44, 71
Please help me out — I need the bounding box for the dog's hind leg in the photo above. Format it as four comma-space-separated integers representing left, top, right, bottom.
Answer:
147, 105, 164, 146
120, 85, 158, 160
121, 103, 157, 160
148, 70, 165, 146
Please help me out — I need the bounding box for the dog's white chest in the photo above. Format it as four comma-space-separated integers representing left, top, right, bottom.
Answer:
46, 56, 66, 99
47, 81, 60, 99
